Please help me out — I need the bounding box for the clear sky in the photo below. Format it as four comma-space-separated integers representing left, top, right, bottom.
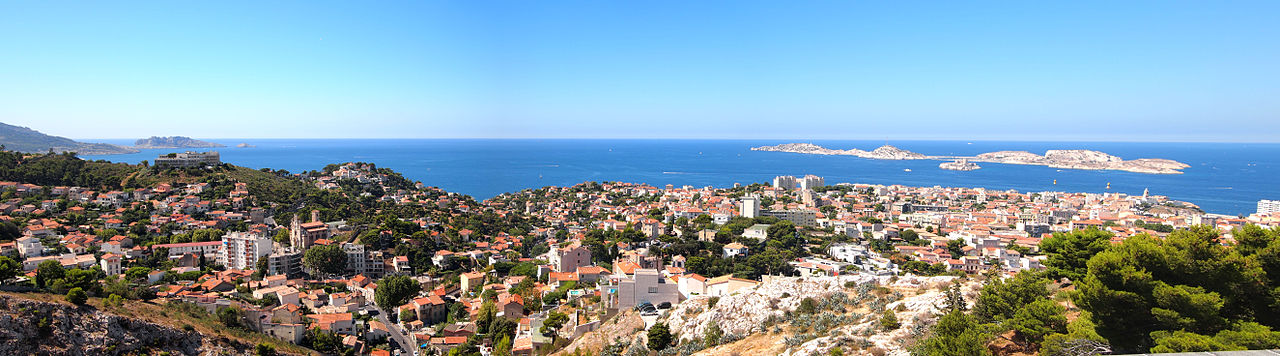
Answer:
1, 1, 1278, 141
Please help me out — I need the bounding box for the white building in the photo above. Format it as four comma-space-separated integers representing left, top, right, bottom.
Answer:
1258, 200, 1280, 215
799, 175, 825, 190
740, 195, 760, 219
16, 236, 42, 258
218, 232, 273, 270
100, 253, 122, 276
772, 176, 797, 190
742, 224, 770, 241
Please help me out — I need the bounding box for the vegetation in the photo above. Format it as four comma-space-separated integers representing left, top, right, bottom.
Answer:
303, 245, 348, 275
66, 287, 87, 305
374, 275, 421, 311
648, 322, 673, 350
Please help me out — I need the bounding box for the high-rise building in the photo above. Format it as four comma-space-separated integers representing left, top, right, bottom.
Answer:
268, 249, 304, 277
772, 176, 797, 190
218, 231, 273, 270
799, 175, 825, 190
740, 195, 760, 218
1258, 200, 1280, 215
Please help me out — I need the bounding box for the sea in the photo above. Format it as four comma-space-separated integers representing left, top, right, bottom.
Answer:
82, 139, 1280, 216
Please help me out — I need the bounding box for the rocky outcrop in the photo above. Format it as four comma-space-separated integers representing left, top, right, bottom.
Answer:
0, 295, 253, 356
134, 136, 225, 149
753, 143, 1190, 174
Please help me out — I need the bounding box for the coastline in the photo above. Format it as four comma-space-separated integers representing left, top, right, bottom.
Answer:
751, 143, 1190, 174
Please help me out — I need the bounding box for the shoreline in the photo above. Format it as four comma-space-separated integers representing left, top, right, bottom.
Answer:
751, 143, 1191, 174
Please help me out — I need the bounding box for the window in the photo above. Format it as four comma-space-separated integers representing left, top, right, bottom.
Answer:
648, 287, 658, 293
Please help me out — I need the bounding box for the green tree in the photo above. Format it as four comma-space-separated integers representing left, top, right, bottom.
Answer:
476, 301, 497, 334
648, 322, 673, 350
255, 343, 278, 356
973, 271, 1050, 323
797, 297, 818, 314
66, 287, 87, 305
0, 256, 19, 282
494, 335, 512, 356
217, 306, 245, 328
1040, 228, 1113, 281
1007, 299, 1067, 347
915, 310, 990, 356
303, 245, 348, 275
36, 259, 64, 288
541, 312, 569, 335
880, 310, 900, 330
374, 275, 421, 310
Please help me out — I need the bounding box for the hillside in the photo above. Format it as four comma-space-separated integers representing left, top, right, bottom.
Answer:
0, 292, 310, 355
135, 136, 225, 148
0, 122, 137, 154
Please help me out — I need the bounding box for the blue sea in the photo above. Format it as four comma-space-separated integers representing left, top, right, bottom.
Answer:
83, 139, 1280, 216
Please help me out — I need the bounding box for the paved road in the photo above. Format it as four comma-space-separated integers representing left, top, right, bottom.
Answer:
373, 305, 418, 356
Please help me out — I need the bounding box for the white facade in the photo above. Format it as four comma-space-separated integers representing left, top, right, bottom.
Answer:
1258, 200, 1280, 215
218, 232, 273, 270
740, 196, 760, 219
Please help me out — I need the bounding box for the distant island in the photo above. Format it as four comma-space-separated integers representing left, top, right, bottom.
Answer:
235, 143, 255, 148
751, 143, 1191, 174
0, 122, 137, 155
134, 136, 225, 149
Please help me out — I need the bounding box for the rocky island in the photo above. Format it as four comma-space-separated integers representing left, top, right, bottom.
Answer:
134, 136, 224, 149
939, 158, 981, 171
752, 143, 1190, 174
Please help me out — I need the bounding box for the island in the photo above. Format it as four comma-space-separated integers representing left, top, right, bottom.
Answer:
134, 136, 225, 149
939, 158, 981, 171
235, 143, 256, 148
751, 143, 1190, 174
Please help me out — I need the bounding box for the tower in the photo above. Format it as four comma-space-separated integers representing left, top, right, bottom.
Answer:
740, 195, 760, 219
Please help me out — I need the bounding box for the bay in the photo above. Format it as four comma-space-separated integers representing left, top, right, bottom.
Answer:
83, 139, 1280, 216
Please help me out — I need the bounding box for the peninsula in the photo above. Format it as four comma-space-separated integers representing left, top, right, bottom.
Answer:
0, 122, 137, 154
134, 136, 225, 149
751, 143, 1190, 174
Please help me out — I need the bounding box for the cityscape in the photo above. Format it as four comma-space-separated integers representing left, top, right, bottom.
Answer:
2, 1, 1279, 356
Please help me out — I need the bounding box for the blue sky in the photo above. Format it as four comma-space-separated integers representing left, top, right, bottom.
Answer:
1, 1, 1278, 141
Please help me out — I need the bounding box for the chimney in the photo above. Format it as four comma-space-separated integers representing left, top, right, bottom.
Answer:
311, 210, 320, 223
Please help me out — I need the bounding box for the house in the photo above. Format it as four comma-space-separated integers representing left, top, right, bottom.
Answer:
723, 242, 749, 258
100, 253, 122, 276
497, 293, 525, 320
16, 236, 42, 258
549, 243, 592, 272
742, 224, 771, 241
677, 273, 707, 297
705, 275, 760, 296
307, 313, 354, 335
614, 268, 679, 309
461, 271, 486, 294
410, 295, 449, 325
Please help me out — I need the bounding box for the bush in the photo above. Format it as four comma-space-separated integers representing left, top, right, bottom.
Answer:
797, 297, 818, 314
66, 287, 87, 305
707, 296, 720, 308
182, 324, 195, 332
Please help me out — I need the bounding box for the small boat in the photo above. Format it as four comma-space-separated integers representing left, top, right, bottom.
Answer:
903, 169, 912, 172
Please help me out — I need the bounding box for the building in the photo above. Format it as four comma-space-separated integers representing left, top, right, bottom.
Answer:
723, 242, 748, 258
740, 195, 760, 219
742, 224, 770, 241
16, 236, 42, 258
342, 242, 367, 276
154, 151, 221, 168
615, 269, 679, 309
268, 249, 304, 277
218, 232, 273, 270
100, 253, 122, 276
154, 241, 223, 259
762, 209, 818, 226
290, 211, 330, 250
1259, 200, 1280, 215
772, 176, 797, 190
549, 243, 592, 273
799, 175, 825, 190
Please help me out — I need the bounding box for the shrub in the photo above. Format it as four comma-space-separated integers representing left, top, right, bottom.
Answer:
66, 287, 87, 305
707, 296, 720, 308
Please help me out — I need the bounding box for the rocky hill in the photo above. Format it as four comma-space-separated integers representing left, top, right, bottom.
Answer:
751, 143, 928, 160
135, 136, 225, 148
0, 122, 137, 155
0, 293, 261, 355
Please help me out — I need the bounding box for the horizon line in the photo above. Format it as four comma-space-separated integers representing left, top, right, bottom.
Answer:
75, 137, 1280, 145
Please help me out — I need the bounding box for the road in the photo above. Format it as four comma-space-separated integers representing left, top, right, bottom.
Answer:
372, 305, 418, 356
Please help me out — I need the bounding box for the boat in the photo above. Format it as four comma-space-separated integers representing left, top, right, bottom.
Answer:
903, 169, 912, 172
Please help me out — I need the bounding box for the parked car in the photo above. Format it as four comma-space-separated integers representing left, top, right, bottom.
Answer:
657, 301, 672, 309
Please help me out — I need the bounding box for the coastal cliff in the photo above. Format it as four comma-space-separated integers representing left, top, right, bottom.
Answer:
752, 143, 1190, 174
135, 136, 225, 148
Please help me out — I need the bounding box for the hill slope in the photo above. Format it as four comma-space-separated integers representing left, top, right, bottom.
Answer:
0, 122, 137, 154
